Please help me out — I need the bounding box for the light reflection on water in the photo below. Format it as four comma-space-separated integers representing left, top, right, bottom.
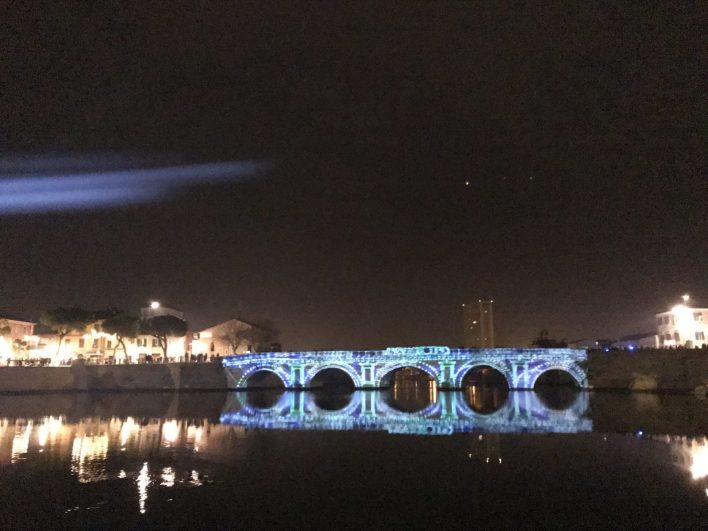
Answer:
221, 388, 592, 434
0, 388, 704, 525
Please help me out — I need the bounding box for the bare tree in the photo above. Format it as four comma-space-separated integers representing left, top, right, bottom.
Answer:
218, 319, 279, 353
141, 315, 188, 360
218, 321, 249, 353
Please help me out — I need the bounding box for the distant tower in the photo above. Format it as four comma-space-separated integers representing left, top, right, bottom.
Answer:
462, 300, 495, 347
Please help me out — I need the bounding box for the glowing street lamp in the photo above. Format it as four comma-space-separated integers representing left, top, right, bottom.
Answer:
682, 294, 690, 304
150, 301, 160, 309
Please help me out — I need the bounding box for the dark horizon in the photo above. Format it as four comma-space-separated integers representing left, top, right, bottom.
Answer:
1, 3, 705, 349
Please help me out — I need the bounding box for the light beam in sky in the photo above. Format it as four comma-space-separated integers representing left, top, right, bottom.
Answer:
0, 159, 271, 214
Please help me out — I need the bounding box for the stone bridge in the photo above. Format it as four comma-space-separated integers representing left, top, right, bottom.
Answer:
222, 346, 588, 389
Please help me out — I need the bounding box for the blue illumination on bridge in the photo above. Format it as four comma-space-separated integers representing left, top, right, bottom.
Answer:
220, 390, 592, 435
222, 346, 588, 389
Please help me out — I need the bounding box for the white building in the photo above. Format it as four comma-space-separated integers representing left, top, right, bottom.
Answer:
655, 296, 708, 348
37, 326, 187, 365
0, 314, 38, 363
190, 318, 260, 357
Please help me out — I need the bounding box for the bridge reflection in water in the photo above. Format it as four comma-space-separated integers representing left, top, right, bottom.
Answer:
220, 386, 592, 435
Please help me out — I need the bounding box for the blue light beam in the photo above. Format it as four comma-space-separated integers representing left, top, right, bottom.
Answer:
0, 160, 270, 213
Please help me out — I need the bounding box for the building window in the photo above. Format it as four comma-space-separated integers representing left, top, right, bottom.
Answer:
210, 342, 215, 352
193, 332, 200, 339
696, 332, 705, 341
694, 312, 704, 322
92, 339, 98, 349
656, 317, 662, 326
107, 340, 112, 349
78, 339, 85, 348
152, 339, 159, 347
65, 338, 71, 344
673, 332, 680, 342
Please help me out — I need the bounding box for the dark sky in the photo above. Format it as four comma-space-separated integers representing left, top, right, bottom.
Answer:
1, 2, 706, 349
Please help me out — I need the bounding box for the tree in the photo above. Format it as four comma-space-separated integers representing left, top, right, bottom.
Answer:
218, 321, 249, 353
242, 320, 279, 353
0, 320, 10, 337
101, 314, 140, 356
12, 339, 28, 357
217, 319, 279, 354
40, 307, 92, 356
531, 330, 568, 348
141, 315, 188, 360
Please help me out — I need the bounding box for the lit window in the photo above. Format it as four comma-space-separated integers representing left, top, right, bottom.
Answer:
696, 332, 705, 341
78, 339, 85, 348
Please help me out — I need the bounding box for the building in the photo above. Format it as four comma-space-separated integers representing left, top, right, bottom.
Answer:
0, 313, 38, 363
35, 302, 189, 365
36, 323, 187, 365
655, 295, 708, 348
462, 300, 495, 348
190, 318, 262, 357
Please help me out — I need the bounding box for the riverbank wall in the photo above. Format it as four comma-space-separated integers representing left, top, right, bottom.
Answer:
0, 349, 704, 394
587, 348, 708, 393
0, 361, 226, 394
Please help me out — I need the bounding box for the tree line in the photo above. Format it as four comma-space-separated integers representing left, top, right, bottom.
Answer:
38, 307, 188, 359
34, 308, 279, 359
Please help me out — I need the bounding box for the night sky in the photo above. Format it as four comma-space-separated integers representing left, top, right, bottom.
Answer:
1, 3, 706, 349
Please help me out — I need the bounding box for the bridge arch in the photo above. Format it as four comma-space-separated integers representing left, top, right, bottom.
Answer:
375, 363, 439, 388
239, 366, 291, 388
530, 365, 585, 389
305, 364, 362, 388
455, 363, 512, 389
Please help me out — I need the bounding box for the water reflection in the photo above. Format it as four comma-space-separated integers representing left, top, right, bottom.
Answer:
0, 390, 703, 526
645, 434, 708, 497
534, 386, 580, 411
245, 389, 284, 410
386, 382, 438, 413
465, 385, 508, 414
313, 391, 354, 411
221, 389, 593, 434
0, 414, 245, 516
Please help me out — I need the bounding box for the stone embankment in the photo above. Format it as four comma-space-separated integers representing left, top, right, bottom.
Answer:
587, 348, 708, 393
0, 360, 226, 393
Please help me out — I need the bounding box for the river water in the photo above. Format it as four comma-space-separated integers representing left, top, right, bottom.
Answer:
0, 388, 705, 529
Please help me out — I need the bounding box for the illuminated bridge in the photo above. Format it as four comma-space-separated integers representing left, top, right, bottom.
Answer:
222, 346, 588, 390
